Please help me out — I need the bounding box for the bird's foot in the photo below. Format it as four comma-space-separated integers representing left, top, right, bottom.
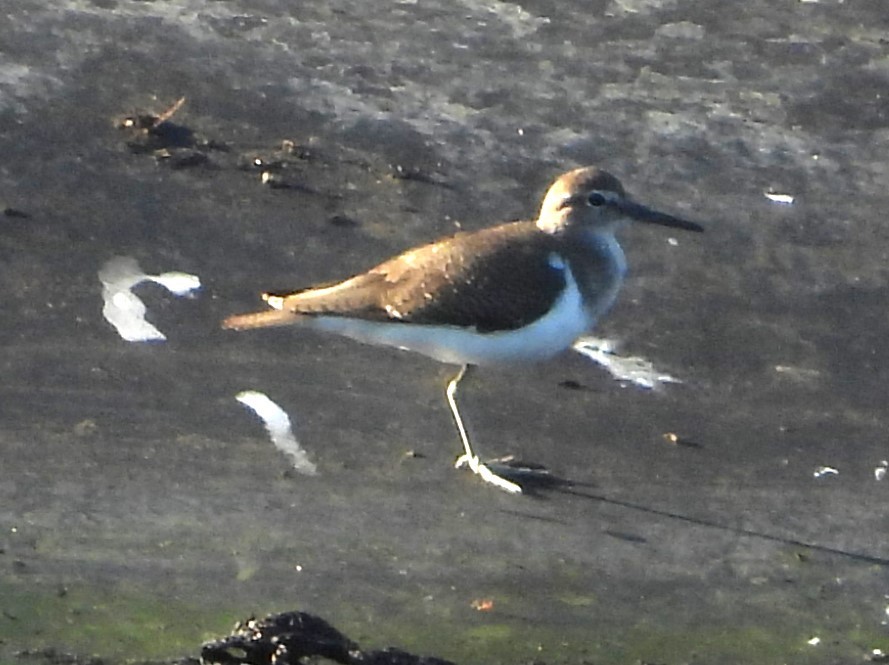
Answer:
454, 454, 524, 494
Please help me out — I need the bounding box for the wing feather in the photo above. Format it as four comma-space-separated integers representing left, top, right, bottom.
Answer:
275, 221, 566, 332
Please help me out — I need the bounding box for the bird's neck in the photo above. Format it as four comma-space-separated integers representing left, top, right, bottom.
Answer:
564, 228, 627, 322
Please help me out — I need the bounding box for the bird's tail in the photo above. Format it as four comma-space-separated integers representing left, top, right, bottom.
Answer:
222, 308, 303, 330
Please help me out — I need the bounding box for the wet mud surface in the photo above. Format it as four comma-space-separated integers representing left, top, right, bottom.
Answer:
1, 1, 889, 664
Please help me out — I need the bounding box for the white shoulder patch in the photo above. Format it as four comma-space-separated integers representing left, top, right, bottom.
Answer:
547, 252, 566, 270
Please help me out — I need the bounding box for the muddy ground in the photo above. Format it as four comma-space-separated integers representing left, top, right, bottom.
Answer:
1, 1, 888, 664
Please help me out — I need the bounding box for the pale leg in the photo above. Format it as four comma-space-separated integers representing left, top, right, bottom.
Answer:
447, 365, 522, 494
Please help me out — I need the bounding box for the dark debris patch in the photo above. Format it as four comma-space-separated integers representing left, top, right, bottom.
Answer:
116, 97, 229, 165
237, 140, 315, 174
328, 214, 361, 228
114, 99, 454, 198
2, 206, 30, 219
557, 379, 589, 391
201, 611, 455, 665
154, 148, 210, 170
114, 99, 449, 218
388, 164, 451, 189
662, 432, 703, 449
117, 96, 186, 132
237, 140, 327, 192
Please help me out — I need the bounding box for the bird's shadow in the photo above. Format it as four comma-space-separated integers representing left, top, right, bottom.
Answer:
501, 464, 889, 567
483, 457, 575, 497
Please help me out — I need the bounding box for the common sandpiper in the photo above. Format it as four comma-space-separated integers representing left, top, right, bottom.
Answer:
223, 166, 703, 493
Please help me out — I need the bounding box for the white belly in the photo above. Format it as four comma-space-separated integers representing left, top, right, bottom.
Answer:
306, 263, 594, 366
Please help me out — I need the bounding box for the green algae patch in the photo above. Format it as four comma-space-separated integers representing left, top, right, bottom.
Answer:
620, 624, 800, 664
586, 622, 889, 665
556, 592, 597, 607
464, 623, 514, 642
0, 580, 239, 662
3, 575, 889, 665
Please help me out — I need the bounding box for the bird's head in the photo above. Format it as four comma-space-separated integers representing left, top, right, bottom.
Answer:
536, 166, 703, 235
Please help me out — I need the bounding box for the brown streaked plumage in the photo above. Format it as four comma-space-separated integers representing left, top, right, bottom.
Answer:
223, 166, 702, 493
225, 222, 567, 333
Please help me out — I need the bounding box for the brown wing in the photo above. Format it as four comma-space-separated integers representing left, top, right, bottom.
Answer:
273, 221, 568, 332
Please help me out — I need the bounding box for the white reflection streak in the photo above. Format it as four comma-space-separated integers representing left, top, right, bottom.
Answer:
236, 391, 318, 476
764, 192, 795, 205
572, 336, 681, 389
98, 256, 200, 342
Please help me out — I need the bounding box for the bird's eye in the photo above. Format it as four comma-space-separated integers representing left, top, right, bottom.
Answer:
587, 192, 606, 207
